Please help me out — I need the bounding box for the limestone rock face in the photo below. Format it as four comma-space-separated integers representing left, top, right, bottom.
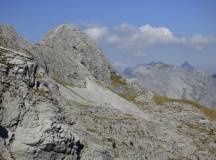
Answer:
0, 25, 216, 160
0, 47, 84, 160
35, 24, 114, 86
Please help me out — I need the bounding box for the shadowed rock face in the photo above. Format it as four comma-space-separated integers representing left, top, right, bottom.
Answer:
0, 25, 216, 160
0, 126, 8, 139
124, 62, 216, 109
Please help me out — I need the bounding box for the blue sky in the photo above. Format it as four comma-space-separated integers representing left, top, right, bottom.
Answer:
1, 0, 216, 71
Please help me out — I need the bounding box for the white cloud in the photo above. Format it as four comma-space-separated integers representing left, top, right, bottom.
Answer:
188, 34, 215, 50
114, 23, 137, 34
136, 24, 179, 44
112, 61, 128, 71
83, 23, 215, 56
84, 26, 108, 40
106, 35, 121, 44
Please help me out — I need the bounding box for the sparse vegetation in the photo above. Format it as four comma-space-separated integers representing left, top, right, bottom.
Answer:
0, 59, 7, 64
86, 127, 98, 133
33, 88, 49, 96
111, 75, 127, 86
86, 112, 137, 121
152, 95, 169, 105
65, 100, 89, 108
105, 137, 115, 142
109, 85, 138, 102
109, 75, 140, 103
0, 105, 3, 110
153, 95, 216, 120
184, 122, 215, 135
110, 115, 137, 121
0, 154, 5, 160
119, 91, 137, 102
36, 72, 44, 80
102, 137, 117, 148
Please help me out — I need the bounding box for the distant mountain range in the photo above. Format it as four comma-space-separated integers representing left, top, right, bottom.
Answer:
124, 61, 216, 109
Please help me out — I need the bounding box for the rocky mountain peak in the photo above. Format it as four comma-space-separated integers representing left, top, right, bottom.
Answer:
0, 24, 114, 87
34, 24, 114, 86
0, 24, 16, 36
212, 73, 216, 78
144, 61, 171, 69
0, 24, 33, 56
0, 24, 17, 37
41, 24, 80, 43
50, 23, 78, 32
181, 61, 194, 70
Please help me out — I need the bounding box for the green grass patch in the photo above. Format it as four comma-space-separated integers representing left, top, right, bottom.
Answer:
153, 95, 216, 121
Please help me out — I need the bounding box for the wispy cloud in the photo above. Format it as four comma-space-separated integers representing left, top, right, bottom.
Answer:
188, 34, 215, 50
84, 26, 108, 40
112, 61, 128, 72
83, 23, 215, 56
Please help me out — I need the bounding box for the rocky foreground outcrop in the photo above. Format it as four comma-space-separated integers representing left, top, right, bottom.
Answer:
0, 24, 216, 160
0, 46, 84, 160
